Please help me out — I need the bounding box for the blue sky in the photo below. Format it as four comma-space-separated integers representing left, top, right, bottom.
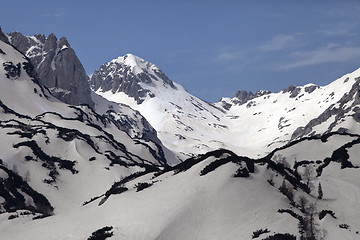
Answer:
1, 0, 360, 102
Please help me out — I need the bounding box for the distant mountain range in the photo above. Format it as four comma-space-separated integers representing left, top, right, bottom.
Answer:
1, 28, 360, 240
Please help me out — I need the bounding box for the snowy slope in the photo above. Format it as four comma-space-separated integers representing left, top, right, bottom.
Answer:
219, 68, 360, 154
289, 72, 360, 140
2, 31, 360, 240
92, 54, 360, 160
2, 134, 360, 240
92, 54, 231, 160
0, 40, 171, 215
90, 92, 178, 165
0, 151, 299, 240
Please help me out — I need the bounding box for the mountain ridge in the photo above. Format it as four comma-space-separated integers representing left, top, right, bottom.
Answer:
2, 28, 360, 240
92, 52, 360, 161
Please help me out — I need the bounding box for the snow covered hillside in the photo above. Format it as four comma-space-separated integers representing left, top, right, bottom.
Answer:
91, 53, 360, 161
2, 27, 360, 240
3, 130, 360, 239
0, 38, 171, 216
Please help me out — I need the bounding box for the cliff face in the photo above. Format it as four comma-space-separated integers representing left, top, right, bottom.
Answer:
8, 31, 94, 107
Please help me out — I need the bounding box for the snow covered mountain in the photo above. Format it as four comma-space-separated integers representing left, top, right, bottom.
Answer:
218, 69, 360, 148
0, 36, 171, 216
91, 54, 236, 160
2, 27, 360, 240
5, 32, 175, 164
91, 53, 360, 161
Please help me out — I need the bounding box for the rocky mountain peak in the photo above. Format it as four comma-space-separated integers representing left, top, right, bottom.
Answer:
59, 36, 69, 47
43, 33, 57, 52
7, 31, 94, 107
91, 54, 177, 104
34, 33, 46, 43
112, 53, 151, 74
0, 27, 10, 44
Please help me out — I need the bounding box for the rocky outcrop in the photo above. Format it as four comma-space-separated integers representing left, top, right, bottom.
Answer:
0, 27, 10, 44
8, 32, 94, 107
91, 54, 177, 104
231, 89, 271, 106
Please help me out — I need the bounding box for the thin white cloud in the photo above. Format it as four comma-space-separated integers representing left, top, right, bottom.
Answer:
318, 22, 358, 37
217, 34, 295, 62
217, 51, 244, 61
274, 43, 360, 71
319, 29, 354, 36
41, 11, 64, 18
322, 8, 346, 17
259, 34, 295, 52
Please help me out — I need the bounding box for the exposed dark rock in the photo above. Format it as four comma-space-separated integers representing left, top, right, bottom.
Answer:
91, 54, 177, 104
3, 62, 21, 79
221, 101, 232, 110
135, 182, 153, 192
87, 226, 114, 240
233, 90, 254, 105
289, 87, 301, 98
232, 89, 271, 105
283, 85, 297, 93
0, 162, 53, 215
0, 27, 10, 44
246, 100, 256, 108
319, 210, 336, 220
8, 32, 94, 107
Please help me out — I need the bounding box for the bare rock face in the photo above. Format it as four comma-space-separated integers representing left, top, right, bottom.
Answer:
0, 27, 10, 44
231, 89, 271, 105
8, 32, 94, 107
91, 54, 177, 104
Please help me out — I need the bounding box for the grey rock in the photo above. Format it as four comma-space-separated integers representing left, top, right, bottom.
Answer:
8, 32, 94, 107
3, 62, 21, 79
91, 54, 177, 104
233, 90, 254, 105
0, 27, 10, 44
220, 101, 232, 110
232, 89, 271, 105
289, 87, 301, 98
283, 85, 297, 93
304, 85, 319, 94
280, 84, 304, 98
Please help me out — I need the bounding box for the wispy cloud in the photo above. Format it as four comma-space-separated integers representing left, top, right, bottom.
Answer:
318, 22, 358, 37
274, 43, 360, 71
215, 34, 297, 72
217, 50, 244, 61
258, 34, 295, 52
322, 8, 347, 17
216, 34, 296, 62
214, 47, 260, 73
318, 29, 355, 36
41, 10, 64, 18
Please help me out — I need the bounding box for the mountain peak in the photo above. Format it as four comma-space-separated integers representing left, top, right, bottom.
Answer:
111, 53, 157, 75
8, 31, 94, 107
91, 54, 177, 104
